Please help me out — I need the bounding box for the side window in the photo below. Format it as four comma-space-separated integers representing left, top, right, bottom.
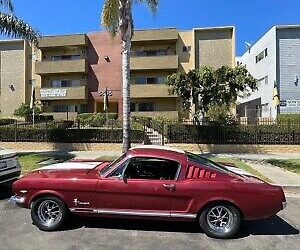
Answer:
123, 157, 180, 180
109, 160, 129, 178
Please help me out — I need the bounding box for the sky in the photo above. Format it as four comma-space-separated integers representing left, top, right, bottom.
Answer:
8, 0, 300, 55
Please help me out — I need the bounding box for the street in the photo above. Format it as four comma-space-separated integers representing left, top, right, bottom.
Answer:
0, 188, 299, 250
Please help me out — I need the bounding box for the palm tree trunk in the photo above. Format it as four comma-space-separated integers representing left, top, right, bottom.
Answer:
122, 38, 131, 153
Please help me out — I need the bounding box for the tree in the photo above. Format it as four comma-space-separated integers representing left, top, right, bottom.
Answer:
166, 65, 257, 117
101, 0, 159, 153
14, 102, 42, 121
0, 0, 39, 44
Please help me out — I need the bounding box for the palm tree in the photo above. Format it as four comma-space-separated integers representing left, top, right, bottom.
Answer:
0, 0, 39, 44
101, 0, 159, 153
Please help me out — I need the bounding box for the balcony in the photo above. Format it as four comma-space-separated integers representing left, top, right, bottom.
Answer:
36, 86, 87, 101
35, 59, 88, 75
132, 28, 178, 44
131, 84, 176, 98
130, 55, 178, 71
38, 34, 87, 49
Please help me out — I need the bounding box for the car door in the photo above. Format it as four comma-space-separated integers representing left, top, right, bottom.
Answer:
96, 157, 180, 217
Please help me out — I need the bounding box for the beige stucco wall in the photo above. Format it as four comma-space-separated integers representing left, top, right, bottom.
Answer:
178, 31, 194, 73
194, 27, 235, 69
0, 41, 26, 117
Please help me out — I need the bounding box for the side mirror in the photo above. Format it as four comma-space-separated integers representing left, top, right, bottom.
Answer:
117, 175, 127, 183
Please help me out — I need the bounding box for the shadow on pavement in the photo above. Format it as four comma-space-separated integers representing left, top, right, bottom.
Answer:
0, 184, 14, 200
237, 215, 299, 238
64, 215, 299, 237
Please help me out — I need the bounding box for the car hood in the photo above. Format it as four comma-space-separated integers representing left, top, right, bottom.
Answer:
21, 161, 107, 180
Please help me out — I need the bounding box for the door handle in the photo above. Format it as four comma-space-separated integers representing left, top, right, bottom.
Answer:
163, 184, 175, 191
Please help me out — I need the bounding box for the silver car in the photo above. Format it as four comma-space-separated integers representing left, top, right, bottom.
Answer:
0, 148, 21, 185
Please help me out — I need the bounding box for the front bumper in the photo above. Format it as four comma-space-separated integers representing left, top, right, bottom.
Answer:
9, 195, 26, 206
282, 201, 287, 210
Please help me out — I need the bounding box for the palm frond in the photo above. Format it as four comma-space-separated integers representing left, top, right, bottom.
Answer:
101, 0, 119, 35
0, 0, 14, 12
0, 13, 39, 45
135, 0, 159, 13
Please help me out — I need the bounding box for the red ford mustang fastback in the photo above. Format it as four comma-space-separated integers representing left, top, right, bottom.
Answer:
11, 146, 286, 239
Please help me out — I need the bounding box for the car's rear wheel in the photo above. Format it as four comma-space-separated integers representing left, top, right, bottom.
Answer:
31, 196, 68, 231
199, 203, 241, 239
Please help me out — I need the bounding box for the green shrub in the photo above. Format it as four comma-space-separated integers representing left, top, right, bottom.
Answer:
0, 118, 16, 126
78, 113, 118, 127
277, 114, 300, 124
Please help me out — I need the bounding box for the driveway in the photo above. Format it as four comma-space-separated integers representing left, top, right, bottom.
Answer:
0, 187, 299, 250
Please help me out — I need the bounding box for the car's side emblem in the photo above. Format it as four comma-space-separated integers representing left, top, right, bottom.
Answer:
73, 198, 90, 206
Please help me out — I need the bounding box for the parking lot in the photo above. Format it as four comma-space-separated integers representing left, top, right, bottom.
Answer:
0, 187, 299, 250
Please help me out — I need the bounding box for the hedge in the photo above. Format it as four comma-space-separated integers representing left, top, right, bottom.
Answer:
0, 126, 144, 143
166, 124, 300, 145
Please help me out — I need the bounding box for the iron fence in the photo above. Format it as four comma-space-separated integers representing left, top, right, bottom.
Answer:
0, 118, 300, 145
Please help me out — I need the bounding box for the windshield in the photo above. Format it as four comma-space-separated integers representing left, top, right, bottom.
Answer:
186, 152, 230, 173
99, 153, 126, 176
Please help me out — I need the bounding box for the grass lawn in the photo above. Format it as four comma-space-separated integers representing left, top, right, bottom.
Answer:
18, 153, 73, 174
266, 159, 300, 174
209, 157, 272, 183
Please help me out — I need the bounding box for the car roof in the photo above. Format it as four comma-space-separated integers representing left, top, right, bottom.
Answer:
128, 145, 186, 162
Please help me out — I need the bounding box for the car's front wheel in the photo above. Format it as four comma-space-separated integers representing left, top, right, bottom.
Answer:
31, 196, 68, 231
199, 203, 241, 239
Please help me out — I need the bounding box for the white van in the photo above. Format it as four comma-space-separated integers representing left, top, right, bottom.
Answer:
0, 148, 21, 185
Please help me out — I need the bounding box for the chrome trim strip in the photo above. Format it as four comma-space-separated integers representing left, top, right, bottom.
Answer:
69, 208, 197, 218
171, 213, 197, 219
97, 210, 171, 217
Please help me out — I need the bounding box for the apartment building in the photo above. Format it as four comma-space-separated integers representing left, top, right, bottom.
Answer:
0, 26, 235, 120
237, 25, 300, 120
0, 40, 33, 117
129, 26, 235, 119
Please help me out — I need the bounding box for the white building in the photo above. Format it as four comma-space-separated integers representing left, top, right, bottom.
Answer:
237, 25, 300, 120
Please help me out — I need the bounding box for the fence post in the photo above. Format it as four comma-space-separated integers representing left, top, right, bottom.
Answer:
14, 120, 17, 142
77, 119, 80, 142
162, 120, 165, 146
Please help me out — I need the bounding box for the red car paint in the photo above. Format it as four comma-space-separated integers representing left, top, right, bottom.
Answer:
12, 147, 286, 221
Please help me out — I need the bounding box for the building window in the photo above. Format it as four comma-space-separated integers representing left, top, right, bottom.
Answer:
138, 102, 155, 112
182, 46, 191, 52
29, 79, 36, 85
132, 48, 174, 57
135, 77, 147, 84
264, 75, 268, 85
51, 79, 81, 87
134, 76, 166, 85
51, 55, 81, 61
255, 48, 268, 63
130, 103, 136, 112
53, 105, 77, 112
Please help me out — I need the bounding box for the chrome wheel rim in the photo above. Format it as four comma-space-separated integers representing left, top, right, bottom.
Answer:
37, 200, 62, 227
207, 206, 234, 233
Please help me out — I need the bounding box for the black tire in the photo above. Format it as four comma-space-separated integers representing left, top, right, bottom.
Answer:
31, 196, 68, 231
199, 203, 241, 239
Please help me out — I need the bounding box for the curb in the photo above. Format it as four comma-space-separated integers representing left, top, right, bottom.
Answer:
282, 186, 300, 194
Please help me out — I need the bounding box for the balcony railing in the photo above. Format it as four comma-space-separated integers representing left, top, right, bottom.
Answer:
130, 55, 178, 71
130, 84, 176, 98
35, 59, 87, 75
38, 34, 87, 49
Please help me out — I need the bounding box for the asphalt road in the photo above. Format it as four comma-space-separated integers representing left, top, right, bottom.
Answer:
0, 187, 299, 250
